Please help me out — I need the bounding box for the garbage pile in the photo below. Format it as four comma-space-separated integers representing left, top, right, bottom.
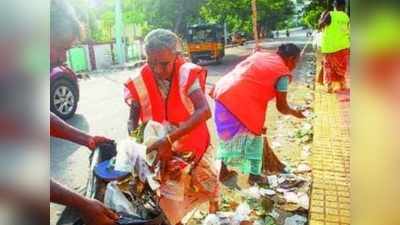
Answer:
190, 84, 316, 225
190, 168, 311, 225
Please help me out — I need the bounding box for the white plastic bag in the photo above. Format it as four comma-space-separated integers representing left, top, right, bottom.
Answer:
284, 215, 307, 225
231, 203, 251, 225
202, 214, 221, 225
104, 182, 137, 215
143, 120, 168, 165
114, 139, 160, 190
114, 139, 146, 172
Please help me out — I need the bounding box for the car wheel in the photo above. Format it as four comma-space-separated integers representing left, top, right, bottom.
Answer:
51, 79, 78, 119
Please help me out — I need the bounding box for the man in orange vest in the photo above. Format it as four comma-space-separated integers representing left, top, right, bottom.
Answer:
124, 29, 218, 225
210, 44, 306, 185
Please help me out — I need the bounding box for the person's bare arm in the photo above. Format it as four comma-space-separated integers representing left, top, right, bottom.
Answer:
50, 112, 112, 150
318, 10, 331, 30
276, 91, 305, 119
127, 101, 141, 134
51, 179, 118, 225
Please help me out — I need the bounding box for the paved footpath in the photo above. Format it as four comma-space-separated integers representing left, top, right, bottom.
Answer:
309, 85, 351, 225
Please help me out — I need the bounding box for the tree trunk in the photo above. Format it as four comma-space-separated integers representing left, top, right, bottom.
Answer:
174, 0, 185, 33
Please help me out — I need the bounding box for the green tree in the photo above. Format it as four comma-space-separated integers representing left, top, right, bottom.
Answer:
302, 0, 332, 29
200, 0, 295, 38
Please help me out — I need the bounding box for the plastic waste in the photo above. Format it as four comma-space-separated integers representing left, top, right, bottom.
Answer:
114, 139, 147, 173
267, 175, 279, 188
297, 193, 309, 209
295, 164, 312, 173
242, 186, 262, 199
114, 139, 160, 190
231, 203, 251, 225
284, 215, 307, 225
143, 120, 168, 165
203, 214, 221, 225
104, 182, 137, 216
260, 189, 276, 196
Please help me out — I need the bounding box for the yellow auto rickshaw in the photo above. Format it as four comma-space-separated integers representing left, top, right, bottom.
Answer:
186, 24, 225, 64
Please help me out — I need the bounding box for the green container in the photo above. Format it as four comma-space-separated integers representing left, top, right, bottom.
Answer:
67, 46, 88, 72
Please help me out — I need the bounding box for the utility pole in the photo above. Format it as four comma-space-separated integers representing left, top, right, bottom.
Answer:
251, 0, 259, 49
115, 0, 126, 64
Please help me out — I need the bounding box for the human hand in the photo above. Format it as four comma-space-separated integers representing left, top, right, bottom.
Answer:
147, 137, 171, 153
80, 198, 119, 225
87, 136, 113, 150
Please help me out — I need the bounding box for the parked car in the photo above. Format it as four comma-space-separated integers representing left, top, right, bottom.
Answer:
50, 65, 79, 119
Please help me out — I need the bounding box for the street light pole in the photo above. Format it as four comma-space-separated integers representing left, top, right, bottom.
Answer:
115, 0, 126, 64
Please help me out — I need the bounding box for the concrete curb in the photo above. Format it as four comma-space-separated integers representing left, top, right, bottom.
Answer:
85, 60, 146, 75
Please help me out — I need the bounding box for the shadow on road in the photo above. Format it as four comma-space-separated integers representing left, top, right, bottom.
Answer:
50, 114, 91, 179
65, 114, 90, 133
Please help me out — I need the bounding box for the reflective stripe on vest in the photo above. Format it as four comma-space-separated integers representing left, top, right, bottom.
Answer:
178, 63, 197, 114
321, 10, 350, 53
132, 74, 152, 122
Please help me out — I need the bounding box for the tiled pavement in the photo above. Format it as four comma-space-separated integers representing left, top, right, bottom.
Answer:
309, 86, 351, 225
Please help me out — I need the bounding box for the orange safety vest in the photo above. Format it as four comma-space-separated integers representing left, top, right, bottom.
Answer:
210, 52, 291, 135
124, 56, 210, 158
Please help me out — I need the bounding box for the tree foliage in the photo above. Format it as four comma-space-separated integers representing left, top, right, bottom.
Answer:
68, 0, 206, 42
66, 0, 302, 42
200, 0, 295, 37
302, 0, 332, 28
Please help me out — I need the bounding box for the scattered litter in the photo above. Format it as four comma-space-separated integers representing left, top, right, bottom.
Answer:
302, 123, 312, 131
282, 192, 309, 210
297, 193, 310, 209
193, 210, 207, 219
283, 165, 294, 174
203, 214, 221, 225
260, 189, 276, 196
278, 203, 301, 212
295, 164, 312, 173
278, 176, 287, 184
283, 192, 299, 204
284, 215, 307, 225
277, 188, 290, 193
232, 203, 252, 225
302, 145, 311, 152
267, 175, 279, 188
269, 210, 280, 219
271, 141, 282, 149
279, 179, 305, 189
302, 110, 316, 119
242, 186, 262, 199
301, 146, 311, 159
